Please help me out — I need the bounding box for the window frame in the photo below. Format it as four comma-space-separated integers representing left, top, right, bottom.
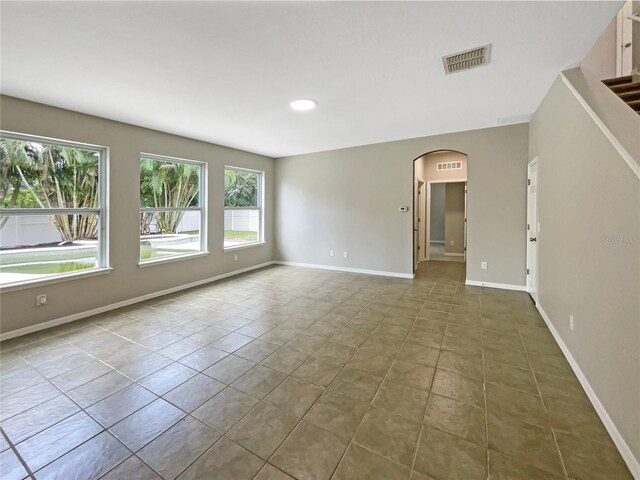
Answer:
223, 166, 265, 251
0, 130, 110, 290
138, 152, 208, 266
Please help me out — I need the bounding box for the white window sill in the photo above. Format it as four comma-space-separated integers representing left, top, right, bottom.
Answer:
0, 267, 113, 293
223, 241, 267, 252
138, 251, 209, 268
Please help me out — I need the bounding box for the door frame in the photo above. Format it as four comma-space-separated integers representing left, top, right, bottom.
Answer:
526, 157, 539, 303
425, 178, 467, 262
616, 0, 634, 76
414, 178, 425, 270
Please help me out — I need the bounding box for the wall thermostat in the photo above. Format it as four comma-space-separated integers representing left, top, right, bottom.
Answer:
399, 206, 409, 212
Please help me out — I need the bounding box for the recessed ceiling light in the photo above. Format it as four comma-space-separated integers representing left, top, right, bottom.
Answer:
290, 99, 316, 111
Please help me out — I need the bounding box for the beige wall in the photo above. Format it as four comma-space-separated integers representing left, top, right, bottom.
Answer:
582, 16, 617, 80
530, 76, 640, 466
444, 182, 465, 255
563, 68, 640, 168
418, 150, 468, 182
275, 123, 529, 285
0, 96, 275, 335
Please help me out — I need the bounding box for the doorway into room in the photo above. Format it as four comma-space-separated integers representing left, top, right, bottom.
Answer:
412, 150, 468, 273
427, 180, 466, 262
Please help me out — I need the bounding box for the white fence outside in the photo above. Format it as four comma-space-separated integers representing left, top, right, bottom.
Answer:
224, 209, 260, 232
0, 215, 62, 247
175, 211, 200, 233
1, 209, 260, 247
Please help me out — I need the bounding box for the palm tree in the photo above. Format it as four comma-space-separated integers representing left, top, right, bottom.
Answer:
0, 138, 37, 228
0, 138, 100, 240
140, 159, 200, 234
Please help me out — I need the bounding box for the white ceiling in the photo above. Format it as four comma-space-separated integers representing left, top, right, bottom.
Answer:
0, 1, 621, 157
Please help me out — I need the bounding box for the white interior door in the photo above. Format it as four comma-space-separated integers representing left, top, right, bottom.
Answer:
617, 0, 634, 76
526, 160, 539, 302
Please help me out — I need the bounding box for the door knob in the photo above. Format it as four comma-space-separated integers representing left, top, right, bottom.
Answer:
529, 237, 537, 242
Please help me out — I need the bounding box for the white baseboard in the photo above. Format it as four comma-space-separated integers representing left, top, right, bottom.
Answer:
444, 252, 465, 257
465, 279, 526, 291
536, 304, 640, 479
0, 261, 276, 341
274, 261, 414, 279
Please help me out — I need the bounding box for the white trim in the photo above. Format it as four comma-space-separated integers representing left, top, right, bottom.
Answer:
465, 279, 526, 291
0, 261, 275, 341
274, 261, 414, 279
223, 241, 267, 252
0, 130, 110, 281
536, 304, 640, 479
559, 73, 640, 180
138, 251, 210, 268
140, 151, 206, 166
224, 166, 265, 246
444, 252, 464, 257
139, 153, 208, 258
0, 267, 113, 293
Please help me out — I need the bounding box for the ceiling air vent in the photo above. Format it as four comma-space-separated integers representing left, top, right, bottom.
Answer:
437, 161, 463, 171
442, 44, 491, 74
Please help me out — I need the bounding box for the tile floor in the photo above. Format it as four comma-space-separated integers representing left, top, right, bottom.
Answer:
0, 262, 633, 479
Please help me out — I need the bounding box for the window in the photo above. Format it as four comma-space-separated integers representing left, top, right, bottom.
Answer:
0, 132, 107, 287
224, 167, 263, 248
139, 154, 206, 263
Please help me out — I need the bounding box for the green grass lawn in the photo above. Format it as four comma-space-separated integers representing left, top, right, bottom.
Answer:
224, 230, 258, 242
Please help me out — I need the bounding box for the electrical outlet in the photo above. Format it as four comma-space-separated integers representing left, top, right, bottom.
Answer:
233, 254, 238, 262
569, 314, 574, 331
449, 240, 454, 246
343, 251, 348, 258
330, 250, 335, 257
36, 294, 47, 306
481, 262, 488, 270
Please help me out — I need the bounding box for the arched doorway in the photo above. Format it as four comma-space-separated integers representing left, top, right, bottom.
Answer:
412, 150, 468, 273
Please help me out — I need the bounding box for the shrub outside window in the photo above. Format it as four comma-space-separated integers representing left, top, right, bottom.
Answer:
139, 154, 206, 263
0, 132, 107, 287
224, 167, 263, 248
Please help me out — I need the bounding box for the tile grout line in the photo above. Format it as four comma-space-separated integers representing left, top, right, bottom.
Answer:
328, 274, 463, 478
5, 297, 290, 478
236, 282, 408, 474
515, 312, 570, 479
107, 278, 384, 479
15, 345, 143, 478
260, 291, 390, 477
323, 294, 419, 478
407, 277, 458, 479
1, 425, 36, 479
95, 272, 356, 479
479, 286, 491, 478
